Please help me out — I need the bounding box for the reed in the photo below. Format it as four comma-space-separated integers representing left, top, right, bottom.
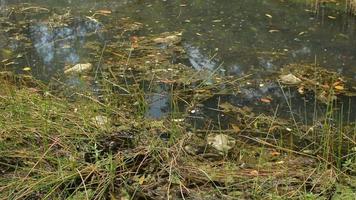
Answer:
349, 0, 356, 14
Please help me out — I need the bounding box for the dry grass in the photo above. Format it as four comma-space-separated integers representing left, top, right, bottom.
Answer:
312, 0, 356, 15
350, 0, 356, 14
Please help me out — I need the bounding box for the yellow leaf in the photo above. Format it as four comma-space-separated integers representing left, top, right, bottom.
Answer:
334, 85, 344, 90
138, 175, 145, 185
23, 67, 31, 71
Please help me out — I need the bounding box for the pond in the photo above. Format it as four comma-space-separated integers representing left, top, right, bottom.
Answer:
1, 0, 356, 122
1, 1, 356, 199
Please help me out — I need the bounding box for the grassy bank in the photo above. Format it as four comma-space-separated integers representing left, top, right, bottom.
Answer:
1, 61, 355, 200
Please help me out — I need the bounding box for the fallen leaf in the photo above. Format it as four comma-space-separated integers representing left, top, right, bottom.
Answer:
212, 19, 222, 23
265, 14, 272, 19
268, 29, 279, 33
332, 80, 344, 86
231, 124, 241, 133
96, 10, 112, 15
270, 151, 281, 157
153, 34, 181, 45
91, 115, 109, 127
138, 176, 145, 185
334, 85, 344, 90
260, 98, 272, 103
279, 73, 302, 85
207, 134, 236, 153
64, 63, 92, 74
298, 86, 305, 94
250, 170, 259, 176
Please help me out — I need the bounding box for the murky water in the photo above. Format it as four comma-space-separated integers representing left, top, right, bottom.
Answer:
1, 0, 356, 121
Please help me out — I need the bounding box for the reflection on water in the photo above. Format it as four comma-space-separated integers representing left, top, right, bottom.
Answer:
0, 0, 5, 16
26, 15, 104, 79
184, 44, 216, 71
145, 84, 170, 119
117, 0, 355, 79
31, 24, 54, 65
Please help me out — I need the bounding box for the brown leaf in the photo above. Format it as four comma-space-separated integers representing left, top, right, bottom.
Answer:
231, 124, 241, 133
96, 10, 112, 15
270, 151, 281, 157
249, 170, 259, 176
260, 97, 272, 103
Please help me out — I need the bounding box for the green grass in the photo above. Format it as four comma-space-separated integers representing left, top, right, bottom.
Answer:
1, 65, 356, 200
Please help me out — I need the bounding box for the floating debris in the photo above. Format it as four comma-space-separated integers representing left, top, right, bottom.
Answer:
279, 64, 356, 104
153, 32, 182, 46
279, 73, 302, 85
64, 63, 93, 74
207, 134, 236, 153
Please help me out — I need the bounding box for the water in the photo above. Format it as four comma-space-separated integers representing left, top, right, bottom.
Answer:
1, 0, 356, 121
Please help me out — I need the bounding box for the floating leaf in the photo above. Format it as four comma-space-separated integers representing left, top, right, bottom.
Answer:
96, 9, 112, 15
279, 73, 302, 85
327, 15, 336, 19
265, 14, 272, 19
268, 29, 279, 33
260, 97, 272, 103
153, 33, 182, 45
64, 63, 93, 74
334, 85, 344, 91
207, 134, 236, 153
212, 19, 222, 23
